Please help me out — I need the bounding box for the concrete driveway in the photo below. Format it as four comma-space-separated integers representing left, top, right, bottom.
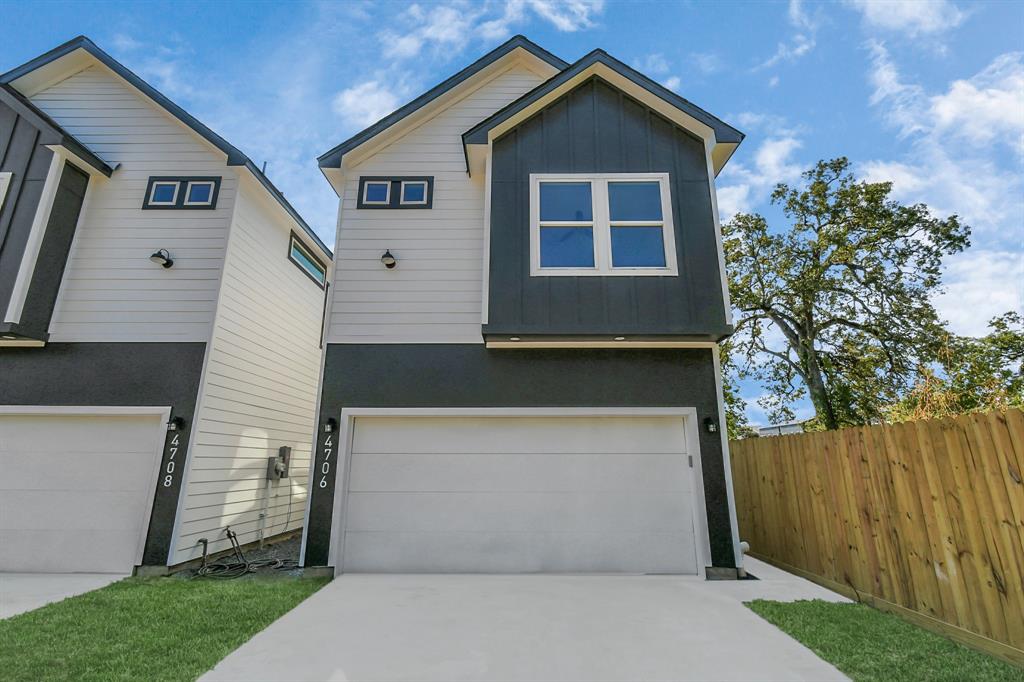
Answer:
0, 573, 126, 619
203, 558, 848, 682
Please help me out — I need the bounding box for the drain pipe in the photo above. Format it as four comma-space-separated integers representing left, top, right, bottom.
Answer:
256, 477, 271, 548
737, 541, 750, 578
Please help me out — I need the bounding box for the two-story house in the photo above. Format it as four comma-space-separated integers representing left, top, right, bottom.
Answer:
302, 37, 746, 577
0, 37, 332, 573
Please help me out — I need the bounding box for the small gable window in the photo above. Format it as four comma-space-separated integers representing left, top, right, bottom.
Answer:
143, 177, 220, 210
357, 176, 433, 209
530, 173, 677, 276
288, 233, 327, 287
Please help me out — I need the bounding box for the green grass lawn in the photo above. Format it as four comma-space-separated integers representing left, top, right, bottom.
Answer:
747, 599, 1023, 681
0, 576, 328, 682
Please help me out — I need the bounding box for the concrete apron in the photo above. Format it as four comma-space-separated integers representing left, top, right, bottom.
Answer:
202, 559, 849, 682
0, 573, 127, 619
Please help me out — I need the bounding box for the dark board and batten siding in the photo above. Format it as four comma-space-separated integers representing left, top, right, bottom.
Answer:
304, 344, 737, 570
486, 76, 730, 338
0, 98, 53, 319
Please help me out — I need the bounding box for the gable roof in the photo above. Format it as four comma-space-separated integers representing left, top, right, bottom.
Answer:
1, 36, 331, 258
0, 83, 113, 176
317, 35, 567, 170
463, 48, 744, 173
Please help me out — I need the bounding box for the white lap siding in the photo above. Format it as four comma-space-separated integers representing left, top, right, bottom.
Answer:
328, 64, 545, 344
171, 178, 324, 564
30, 65, 234, 342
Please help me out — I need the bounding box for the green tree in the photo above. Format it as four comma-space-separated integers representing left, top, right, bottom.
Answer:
723, 157, 970, 430
719, 341, 757, 439
886, 312, 1024, 422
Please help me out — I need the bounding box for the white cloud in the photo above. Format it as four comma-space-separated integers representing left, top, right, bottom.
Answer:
717, 135, 804, 221
691, 52, 723, 75
331, 81, 401, 127
636, 53, 670, 75
934, 250, 1024, 336
662, 76, 681, 91
845, 0, 966, 36
755, 0, 821, 70
525, 0, 604, 32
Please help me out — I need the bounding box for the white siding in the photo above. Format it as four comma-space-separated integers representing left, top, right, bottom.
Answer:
327, 64, 545, 343
31, 65, 235, 342
171, 177, 326, 564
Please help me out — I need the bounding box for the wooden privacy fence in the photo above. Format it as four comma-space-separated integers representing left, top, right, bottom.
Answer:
729, 409, 1024, 666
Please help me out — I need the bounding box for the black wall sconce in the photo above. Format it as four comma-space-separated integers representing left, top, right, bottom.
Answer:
150, 248, 174, 268
323, 417, 338, 433
703, 417, 718, 434
380, 249, 397, 269
166, 415, 186, 431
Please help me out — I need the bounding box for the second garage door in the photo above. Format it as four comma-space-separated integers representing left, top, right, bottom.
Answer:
338, 414, 699, 574
0, 412, 165, 573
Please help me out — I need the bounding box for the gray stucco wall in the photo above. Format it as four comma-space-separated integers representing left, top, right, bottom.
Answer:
304, 343, 737, 570
485, 76, 730, 339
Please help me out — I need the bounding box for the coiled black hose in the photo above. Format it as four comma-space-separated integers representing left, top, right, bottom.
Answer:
194, 528, 298, 579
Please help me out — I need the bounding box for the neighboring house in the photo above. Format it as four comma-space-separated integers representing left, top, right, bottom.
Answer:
757, 422, 806, 437
303, 36, 747, 577
0, 37, 332, 573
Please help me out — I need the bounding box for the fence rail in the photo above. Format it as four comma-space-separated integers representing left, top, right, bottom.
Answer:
729, 409, 1024, 666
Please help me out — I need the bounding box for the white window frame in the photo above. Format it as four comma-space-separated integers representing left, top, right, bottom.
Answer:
362, 180, 391, 205
148, 181, 179, 206
530, 173, 678, 277
0, 172, 12, 212
183, 180, 215, 206
399, 180, 428, 205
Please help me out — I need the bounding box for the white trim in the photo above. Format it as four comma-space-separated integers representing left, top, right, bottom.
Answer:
704, 137, 733, 325
399, 180, 428, 205
711, 346, 744, 571
0, 338, 45, 347
0, 404, 171, 567
183, 180, 215, 206
5, 152, 64, 323
361, 180, 390, 205
148, 180, 179, 206
46, 173, 96, 337
480, 141, 493, 325
325, 406, 712, 577
0, 171, 12, 213
530, 173, 678, 277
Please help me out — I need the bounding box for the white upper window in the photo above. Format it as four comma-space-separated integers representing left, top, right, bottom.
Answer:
184, 180, 215, 206
400, 180, 428, 205
148, 181, 179, 206
362, 181, 391, 205
530, 173, 677, 276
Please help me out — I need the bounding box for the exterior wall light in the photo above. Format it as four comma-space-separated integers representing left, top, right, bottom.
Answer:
703, 417, 718, 434
166, 415, 186, 431
150, 248, 174, 268
613, 336, 626, 341
323, 417, 338, 433
381, 250, 397, 269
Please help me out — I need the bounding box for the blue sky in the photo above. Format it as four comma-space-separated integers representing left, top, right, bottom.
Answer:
2, 0, 1021, 425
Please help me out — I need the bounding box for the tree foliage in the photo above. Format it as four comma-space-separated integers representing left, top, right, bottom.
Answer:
723, 157, 970, 430
719, 341, 757, 439
886, 312, 1024, 422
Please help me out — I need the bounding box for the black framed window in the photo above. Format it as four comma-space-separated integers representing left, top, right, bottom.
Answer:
142, 176, 221, 210
288, 232, 327, 288
357, 176, 433, 209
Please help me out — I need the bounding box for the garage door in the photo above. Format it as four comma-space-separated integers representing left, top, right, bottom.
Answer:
0, 413, 164, 573
338, 414, 699, 573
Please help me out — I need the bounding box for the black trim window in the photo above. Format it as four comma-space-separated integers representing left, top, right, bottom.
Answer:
357, 176, 433, 209
288, 232, 327, 288
143, 176, 221, 210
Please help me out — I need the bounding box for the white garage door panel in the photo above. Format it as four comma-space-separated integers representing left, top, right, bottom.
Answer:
343, 531, 694, 573
340, 415, 698, 574
349, 453, 691, 492
0, 414, 163, 573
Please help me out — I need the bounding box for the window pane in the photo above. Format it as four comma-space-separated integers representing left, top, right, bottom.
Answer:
187, 183, 211, 204
365, 182, 389, 203
609, 181, 662, 221
291, 243, 326, 283
402, 182, 426, 203
540, 182, 592, 221
611, 226, 666, 267
152, 183, 177, 203
540, 226, 594, 268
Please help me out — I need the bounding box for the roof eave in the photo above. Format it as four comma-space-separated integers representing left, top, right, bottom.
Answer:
317, 35, 567, 170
